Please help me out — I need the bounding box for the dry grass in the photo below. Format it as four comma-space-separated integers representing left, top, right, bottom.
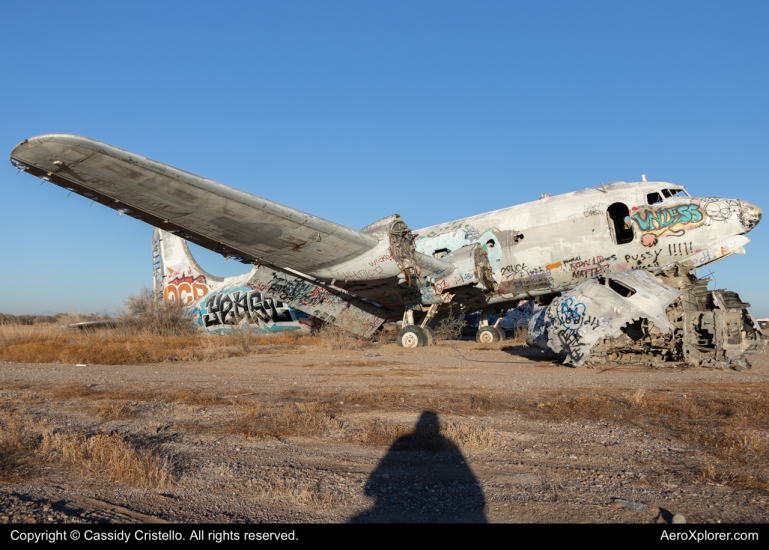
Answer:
309, 386, 514, 416
92, 401, 133, 420
507, 326, 528, 345
38, 431, 174, 488
522, 382, 769, 489
347, 416, 500, 450
0, 412, 36, 481
227, 401, 342, 440
441, 419, 500, 450
316, 322, 371, 350
47, 384, 230, 409
348, 419, 410, 447
251, 475, 345, 509
0, 409, 173, 487
0, 323, 321, 365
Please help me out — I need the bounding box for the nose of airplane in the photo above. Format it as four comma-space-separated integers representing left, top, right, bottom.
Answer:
739, 201, 762, 232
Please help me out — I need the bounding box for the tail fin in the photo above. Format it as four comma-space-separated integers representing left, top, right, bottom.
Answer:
152, 228, 223, 305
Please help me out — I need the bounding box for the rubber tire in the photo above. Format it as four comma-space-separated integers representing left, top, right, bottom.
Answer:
476, 326, 501, 344
398, 325, 429, 348
422, 325, 436, 346
492, 326, 506, 341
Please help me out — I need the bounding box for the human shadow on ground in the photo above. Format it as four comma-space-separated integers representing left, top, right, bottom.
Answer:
349, 411, 487, 523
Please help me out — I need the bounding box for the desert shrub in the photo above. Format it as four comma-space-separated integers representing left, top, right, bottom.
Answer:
432, 313, 466, 341
316, 322, 369, 350
120, 287, 197, 336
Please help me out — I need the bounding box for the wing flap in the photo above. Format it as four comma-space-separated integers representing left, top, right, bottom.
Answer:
11, 134, 378, 272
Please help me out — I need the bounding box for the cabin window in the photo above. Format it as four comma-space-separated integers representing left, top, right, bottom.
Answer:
607, 203, 634, 245
433, 248, 449, 259
647, 192, 663, 205
597, 276, 636, 297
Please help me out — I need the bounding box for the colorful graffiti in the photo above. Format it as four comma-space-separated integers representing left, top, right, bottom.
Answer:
243, 269, 389, 337
556, 297, 586, 330
164, 268, 210, 305
632, 204, 705, 246
197, 287, 295, 329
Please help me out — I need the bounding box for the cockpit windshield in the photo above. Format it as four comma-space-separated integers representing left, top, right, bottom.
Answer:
647, 188, 689, 205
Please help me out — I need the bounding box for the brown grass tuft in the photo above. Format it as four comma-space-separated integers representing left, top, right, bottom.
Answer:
228, 401, 341, 440
38, 431, 174, 488
92, 401, 133, 420
1, 408, 174, 488
347, 416, 500, 450
251, 475, 345, 509
348, 419, 409, 447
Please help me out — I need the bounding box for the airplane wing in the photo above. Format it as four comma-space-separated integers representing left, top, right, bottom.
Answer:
10, 134, 379, 273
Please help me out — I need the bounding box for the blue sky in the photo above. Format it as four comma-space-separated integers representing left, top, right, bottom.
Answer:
2, 1, 768, 316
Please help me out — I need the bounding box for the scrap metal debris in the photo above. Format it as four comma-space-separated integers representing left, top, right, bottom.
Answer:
527, 266, 766, 369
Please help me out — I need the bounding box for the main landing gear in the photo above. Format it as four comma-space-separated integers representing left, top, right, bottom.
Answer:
475, 325, 505, 344
396, 307, 437, 348
396, 305, 507, 348
397, 325, 436, 348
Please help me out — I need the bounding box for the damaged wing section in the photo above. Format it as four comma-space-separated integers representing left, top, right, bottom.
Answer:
527, 267, 766, 369
11, 134, 379, 274
527, 271, 680, 366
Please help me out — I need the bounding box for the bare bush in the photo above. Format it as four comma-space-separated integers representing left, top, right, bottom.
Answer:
316, 322, 369, 350
432, 314, 466, 341
120, 287, 197, 337
508, 326, 528, 345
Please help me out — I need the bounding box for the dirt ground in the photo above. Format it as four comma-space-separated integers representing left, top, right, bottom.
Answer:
1, 340, 768, 524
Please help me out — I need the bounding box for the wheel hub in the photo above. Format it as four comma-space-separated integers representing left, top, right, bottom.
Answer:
479, 330, 494, 344
401, 332, 420, 348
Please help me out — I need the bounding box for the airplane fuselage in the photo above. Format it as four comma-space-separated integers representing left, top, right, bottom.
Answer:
414, 181, 761, 305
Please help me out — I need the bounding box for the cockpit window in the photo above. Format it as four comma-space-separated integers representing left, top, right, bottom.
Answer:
649, 189, 685, 205
647, 192, 663, 205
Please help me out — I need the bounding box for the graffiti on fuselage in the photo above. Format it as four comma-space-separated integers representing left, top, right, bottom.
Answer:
415, 225, 503, 268
632, 204, 706, 247
164, 267, 211, 305
194, 286, 299, 332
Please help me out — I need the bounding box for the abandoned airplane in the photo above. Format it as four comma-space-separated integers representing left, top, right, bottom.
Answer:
10, 134, 765, 368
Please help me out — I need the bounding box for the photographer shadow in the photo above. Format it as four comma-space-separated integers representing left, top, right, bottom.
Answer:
350, 411, 487, 523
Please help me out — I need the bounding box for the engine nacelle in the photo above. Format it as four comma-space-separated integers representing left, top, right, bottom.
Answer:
309, 215, 433, 283
417, 243, 496, 304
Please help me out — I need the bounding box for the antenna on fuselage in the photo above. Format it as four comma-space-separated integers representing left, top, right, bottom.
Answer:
600, 182, 608, 194
642, 174, 647, 182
